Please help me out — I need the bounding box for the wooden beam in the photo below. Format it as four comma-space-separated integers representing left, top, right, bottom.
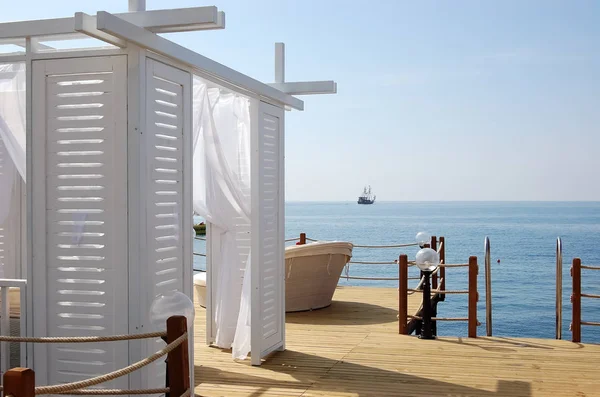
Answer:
571, 258, 581, 343
269, 81, 337, 95
96, 11, 304, 110
74, 13, 127, 48
167, 316, 190, 397
468, 256, 478, 338
3, 368, 35, 397
398, 255, 409, 335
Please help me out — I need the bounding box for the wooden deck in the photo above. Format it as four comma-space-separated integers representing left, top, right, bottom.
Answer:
194, 286, 600, 397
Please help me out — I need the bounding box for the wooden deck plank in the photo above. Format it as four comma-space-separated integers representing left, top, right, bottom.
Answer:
194, 286, 600, 397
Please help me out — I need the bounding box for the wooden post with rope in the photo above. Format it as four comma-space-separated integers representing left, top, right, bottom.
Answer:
299, 233, 306, 245
439, 236, 446, 301
167, 315, 190, 397
571, 258, 581, 343
468, 256, 478, 338
3, 368, 35, 397
431, 236, 438, 290
398, 254, 408, 335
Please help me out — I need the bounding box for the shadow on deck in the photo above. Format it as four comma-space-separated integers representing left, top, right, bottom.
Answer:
195, 348, 532, 397
194, 286, 599, 397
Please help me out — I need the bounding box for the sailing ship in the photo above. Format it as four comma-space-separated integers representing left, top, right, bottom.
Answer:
357, 185, 376, 204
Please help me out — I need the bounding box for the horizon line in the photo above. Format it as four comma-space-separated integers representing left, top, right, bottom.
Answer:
284, 200, 600, 203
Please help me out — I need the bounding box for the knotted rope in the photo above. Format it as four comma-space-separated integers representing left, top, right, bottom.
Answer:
34, 333, 187, 395
0, 331, 166, 343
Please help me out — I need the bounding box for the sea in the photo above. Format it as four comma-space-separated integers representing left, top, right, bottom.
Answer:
194, 201, 600, 343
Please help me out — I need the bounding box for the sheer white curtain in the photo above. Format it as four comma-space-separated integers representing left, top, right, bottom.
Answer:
192, 75, 254, 359
0, 63, 26, 278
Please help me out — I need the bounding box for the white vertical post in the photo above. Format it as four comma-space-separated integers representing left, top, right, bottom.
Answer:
275, 43, 285, 84
1, 286, 9, 375
129, 0, 146, 12
19, 284, 26, 367
24, 35, 34, 371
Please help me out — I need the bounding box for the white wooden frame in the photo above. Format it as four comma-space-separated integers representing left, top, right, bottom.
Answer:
0, 10, 304, 111
5, 2, 339, 369
0, 6, 224, 44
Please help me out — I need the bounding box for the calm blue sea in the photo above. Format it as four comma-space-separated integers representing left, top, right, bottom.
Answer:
195, 201, 600, 343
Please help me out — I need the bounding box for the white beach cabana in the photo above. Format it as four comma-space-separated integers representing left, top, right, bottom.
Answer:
0, 1, 336, 391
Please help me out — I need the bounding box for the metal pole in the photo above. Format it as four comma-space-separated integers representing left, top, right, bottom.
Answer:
419, 271, 434, 340
556, 237, 563, 340
128, 0, 146, 12
484, 237, 492, 336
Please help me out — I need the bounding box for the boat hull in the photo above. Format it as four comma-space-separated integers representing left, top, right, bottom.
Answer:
285, 241, 353, 312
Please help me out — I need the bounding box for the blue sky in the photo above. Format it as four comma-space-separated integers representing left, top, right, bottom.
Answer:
3, 0, 600, 201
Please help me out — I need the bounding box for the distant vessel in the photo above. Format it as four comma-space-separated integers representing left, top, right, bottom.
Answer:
358, 185, 376, 204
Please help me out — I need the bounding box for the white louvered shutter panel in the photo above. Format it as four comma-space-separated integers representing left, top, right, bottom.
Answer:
0, 137, 20, 279
251, 101, 285, 365
143, 59, 192, 389
31, 56, 129, 388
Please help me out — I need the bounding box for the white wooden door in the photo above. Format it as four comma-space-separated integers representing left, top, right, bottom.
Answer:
251, 101, 285, 365
142, 58, 193, 390
31, 56, 129, 388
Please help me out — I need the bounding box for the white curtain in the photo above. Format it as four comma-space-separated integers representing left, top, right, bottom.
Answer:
0, 63, 26, 278
192, 75, 254, 359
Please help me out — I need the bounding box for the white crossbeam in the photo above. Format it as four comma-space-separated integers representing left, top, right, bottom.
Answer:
269, 81, 337, 95
96, 11, 304, 110
74, 13, 127, 48
271, 42, 337, 95
0, 6, 225, 43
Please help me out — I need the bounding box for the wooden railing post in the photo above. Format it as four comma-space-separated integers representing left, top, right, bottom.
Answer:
167, 315, 190, 397
299, 233, 306, 245
398, 254, 408, 335
431, 236, 438, 290
571, 258, 581, 343
468, 256, 478, 338
3, 368, 35, 397
439, 237, 446, 301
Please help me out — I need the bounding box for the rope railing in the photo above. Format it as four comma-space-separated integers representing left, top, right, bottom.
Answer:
571, 257, 600, 342
349, 260, 397, 265
408, 315, 470, 322
303, 236, 419, 249
580, 264, 600, 270
194, 236, 206, 241
285, 237, 300, 242
193, 252, 206, 257
344, 276, 400, 281
0, 331, 166, 343
438, 263, 469, 268
581, 293, 600, 299
33, 332, 187, 395
580, 321, 600, 327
